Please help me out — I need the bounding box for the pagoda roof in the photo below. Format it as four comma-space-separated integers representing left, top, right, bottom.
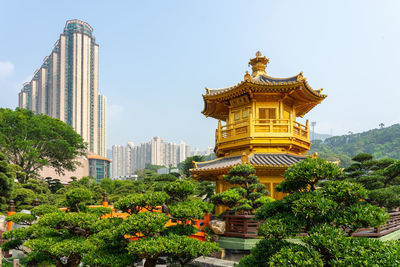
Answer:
207, 73, 301, 96
191, 153, 306, 174
202, 52, 327, 120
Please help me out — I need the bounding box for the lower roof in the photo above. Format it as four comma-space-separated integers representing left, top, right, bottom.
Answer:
191, 153, 306, 173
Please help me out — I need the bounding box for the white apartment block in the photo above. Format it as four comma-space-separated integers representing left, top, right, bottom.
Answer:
111, 137, 195, 178
18, 19, 106, 156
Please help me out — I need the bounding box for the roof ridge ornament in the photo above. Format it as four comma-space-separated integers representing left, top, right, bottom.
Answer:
248, 51, 269, 77
244, 71, 252, 81
297, 71, 304, 82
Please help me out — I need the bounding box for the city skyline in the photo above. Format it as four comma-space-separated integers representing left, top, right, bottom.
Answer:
17, 19, 106, 156
2, 1, 400, 150
112, 136, 212, 178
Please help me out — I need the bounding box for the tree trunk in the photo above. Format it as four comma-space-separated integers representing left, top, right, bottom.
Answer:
66, 255, 81, 267
144, 258, 158, 267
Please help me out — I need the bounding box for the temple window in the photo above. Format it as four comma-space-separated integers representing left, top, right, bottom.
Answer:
234, 111, 241, 121
259, 108, 276, 122
242, 109, 248, 119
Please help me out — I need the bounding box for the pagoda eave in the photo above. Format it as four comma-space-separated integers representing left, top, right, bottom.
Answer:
202, 80, 326, 119
191, 153, 307, 178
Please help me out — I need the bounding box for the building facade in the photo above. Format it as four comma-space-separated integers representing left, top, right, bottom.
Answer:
88, 154, 111, 183
18, 19, 106, 156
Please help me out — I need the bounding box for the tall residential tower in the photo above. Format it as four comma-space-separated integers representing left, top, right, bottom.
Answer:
18, 19, 106, 156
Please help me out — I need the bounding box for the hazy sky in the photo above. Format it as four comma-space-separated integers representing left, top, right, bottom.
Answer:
1, 1, 400, 150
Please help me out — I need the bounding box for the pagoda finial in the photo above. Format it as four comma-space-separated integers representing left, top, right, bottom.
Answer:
248, 51, 269, 77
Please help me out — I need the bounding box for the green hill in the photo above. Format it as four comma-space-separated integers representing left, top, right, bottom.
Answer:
308, 124, 400, 167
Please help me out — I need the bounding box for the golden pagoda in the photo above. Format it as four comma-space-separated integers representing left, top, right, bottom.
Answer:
190, 52, 327, 214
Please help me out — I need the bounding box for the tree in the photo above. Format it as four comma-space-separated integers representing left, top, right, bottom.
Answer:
211, 164, 272, 215
116, 179, 219, 267
239, 224, 400, 267
178, 155, 205, 177
239, 158, 390, 266
2, 179, 219, 267
64, 188, 93, 212
45, 177, 64, 193
2, 208, 117, 266
0, 152, 20, 210
0, 108, 87, 182
276, 157, 342, 193
308, 124, 400, 162
343, 153, 400, 210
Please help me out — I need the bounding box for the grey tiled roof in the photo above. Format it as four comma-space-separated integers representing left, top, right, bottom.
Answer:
206, 74, 300, 96
195, 155, 242, 170
253, 74, 299, 84
192, 153, 306, 171
250, 154, 306, 166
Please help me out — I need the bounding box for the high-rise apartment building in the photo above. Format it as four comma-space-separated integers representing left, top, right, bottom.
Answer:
18, 19, 106, 156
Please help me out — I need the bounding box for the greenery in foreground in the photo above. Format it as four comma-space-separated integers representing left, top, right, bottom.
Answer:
2, 179, 219, 267
211, 164, 273, 215
0, 158, 215, 213
238, 158, 400, 267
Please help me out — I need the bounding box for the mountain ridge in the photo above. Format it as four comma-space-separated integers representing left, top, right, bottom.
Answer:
308, 123, 400, 167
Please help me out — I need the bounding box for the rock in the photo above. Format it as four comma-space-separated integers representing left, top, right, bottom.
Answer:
20, 209, 31, 214
209, 220, 226, 235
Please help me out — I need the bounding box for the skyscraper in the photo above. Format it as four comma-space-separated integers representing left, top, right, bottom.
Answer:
18, 19, 106, 156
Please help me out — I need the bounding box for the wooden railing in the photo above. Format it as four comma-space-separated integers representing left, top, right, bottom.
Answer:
253, 119, 290, 133
224, 215, 262, 239
353, 211, 400, 238
217, 119, 309, 143
223, 212, 400, 239
293, 121, 309, 139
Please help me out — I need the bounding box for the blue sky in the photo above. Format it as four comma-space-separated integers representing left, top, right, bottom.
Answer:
1, 0, 400, 150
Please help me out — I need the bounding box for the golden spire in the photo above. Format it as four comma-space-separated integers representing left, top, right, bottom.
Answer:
248, 51, 269, 77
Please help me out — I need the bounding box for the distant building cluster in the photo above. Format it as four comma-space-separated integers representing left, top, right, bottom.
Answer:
39, 153, 111, 184
17, 19, 107, 157
111, 137, 213, 178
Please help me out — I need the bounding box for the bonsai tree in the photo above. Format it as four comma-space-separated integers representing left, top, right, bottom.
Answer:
238, 158, 390, 267
239, 224, 400, 267
343, 153, 400, 210
114, 191, 169, 214
3, 203, 132, 266
211, 164, 272, 215
64, 188, 93, 212
116, 179, 218, 267
3, 179, 218, 267
276, 157, 342, 193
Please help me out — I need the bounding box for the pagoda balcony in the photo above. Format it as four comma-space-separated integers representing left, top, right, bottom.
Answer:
216, 119, 309, 147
